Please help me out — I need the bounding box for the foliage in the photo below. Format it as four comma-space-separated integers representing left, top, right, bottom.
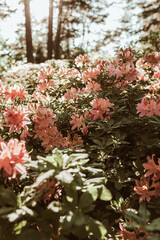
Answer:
0, 49, 160, 239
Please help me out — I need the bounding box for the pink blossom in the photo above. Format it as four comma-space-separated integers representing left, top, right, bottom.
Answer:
153, 65, 160, 79
5, 85, 27, 102
144, 52, 160, 65
84, 81, 101, 93
117, 223, 151, 240
137, 68, 149, 81
137, 97, 160, 117
82, 67, 101, 83
66, 69, 80, 78
64, 87, 82, 101
0, 138, 30, 179
33, 107, 56, 129
75, 54, 90, 68
94, 59, 109, 70
4, 105, 31, 134
136, 97, 151, 117
116, 48, 136, 64
134, 176, 154, 202
152, 181, 160, 197
143, 154, 160, 180
62, 133, 83, 148
38, 67, 55, 81
70, 113, 88, 135
90, 98, 114, 120
33, 91, 50, 103
37, 79, 55, 92
58, 67, 68, 76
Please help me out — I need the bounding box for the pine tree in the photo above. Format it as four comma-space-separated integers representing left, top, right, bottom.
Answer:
47, 0, 54, 59
23, 0, 34, 62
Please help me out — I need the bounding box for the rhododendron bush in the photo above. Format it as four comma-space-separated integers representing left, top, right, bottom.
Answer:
0, 49, 160, 240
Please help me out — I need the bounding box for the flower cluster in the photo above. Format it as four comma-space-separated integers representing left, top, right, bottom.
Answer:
37, 67, 55, 92
136, 95, 160, 117
5, 85, 27, 102
117, 223, 151, 240
107, 49, 138, 87
75, 54, 91, 68
134, 154, 160, 202
3, 105, 31, 139
90, 97, 114, 120
0, 138, 30, 179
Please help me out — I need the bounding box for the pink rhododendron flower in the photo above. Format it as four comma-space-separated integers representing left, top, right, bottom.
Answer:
37, 79, 55, 92
136, 97, 150, 117
153, 65, 160, 79
134, 176, 154, 202
137, 68, 149, 81
38, 67, 55, 81
82, 67, 101, 83
116, 48, 136, 64
64, 87, 82, 101
144, 52, 160, 65
62, 133, 83, 148
33, 107, 56, 129
137, 97, 160, 117
4, 105, 31, 135
33, 91, 50, 103
37, 67, 55, 92
143, 154, 160, 180
0, 138, 30, 179
58, 67, 68, 76
94, 59, 109, 70
75, 54, 90, 68
152, 181, 160, 197
117, 223, 151, 240
149, 80, 160, 92
90, 97, 114, 120
70, 113, 88, 135
5, 85, 27, 102
84, 81, 101, 93
66, 68, 80, 78
123, 63, 138, 82
33, 107, 64, 150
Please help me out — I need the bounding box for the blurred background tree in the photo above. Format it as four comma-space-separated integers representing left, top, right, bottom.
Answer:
0, 0, 159, 72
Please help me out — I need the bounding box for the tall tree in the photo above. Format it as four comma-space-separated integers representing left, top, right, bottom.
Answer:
54, 0, 63, 59
47, 0, 54, 59
24, 0, 34, 62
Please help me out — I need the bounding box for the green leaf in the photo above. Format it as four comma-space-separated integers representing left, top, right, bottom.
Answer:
33, 170, 55, 188
99, 185, 112, 201
65, 186, 77, 205
0, 187, 17, 207
56, 170, 74, 184
88, 218, 107, 239
79, 192, 94, 209
85, 177, 105, 185
145, 218, 160, 231
14, 220, 27, 235
88, 187, 98, 201
139, 203, 150, 224
74, 210, 86, 226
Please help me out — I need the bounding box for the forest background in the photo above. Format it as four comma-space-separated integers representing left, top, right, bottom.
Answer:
0, 0, 160, 72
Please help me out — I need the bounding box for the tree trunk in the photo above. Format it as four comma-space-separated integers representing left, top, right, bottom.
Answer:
47, 0, 54, 59
54, 0, 63, 59
24, 0, 34, 63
